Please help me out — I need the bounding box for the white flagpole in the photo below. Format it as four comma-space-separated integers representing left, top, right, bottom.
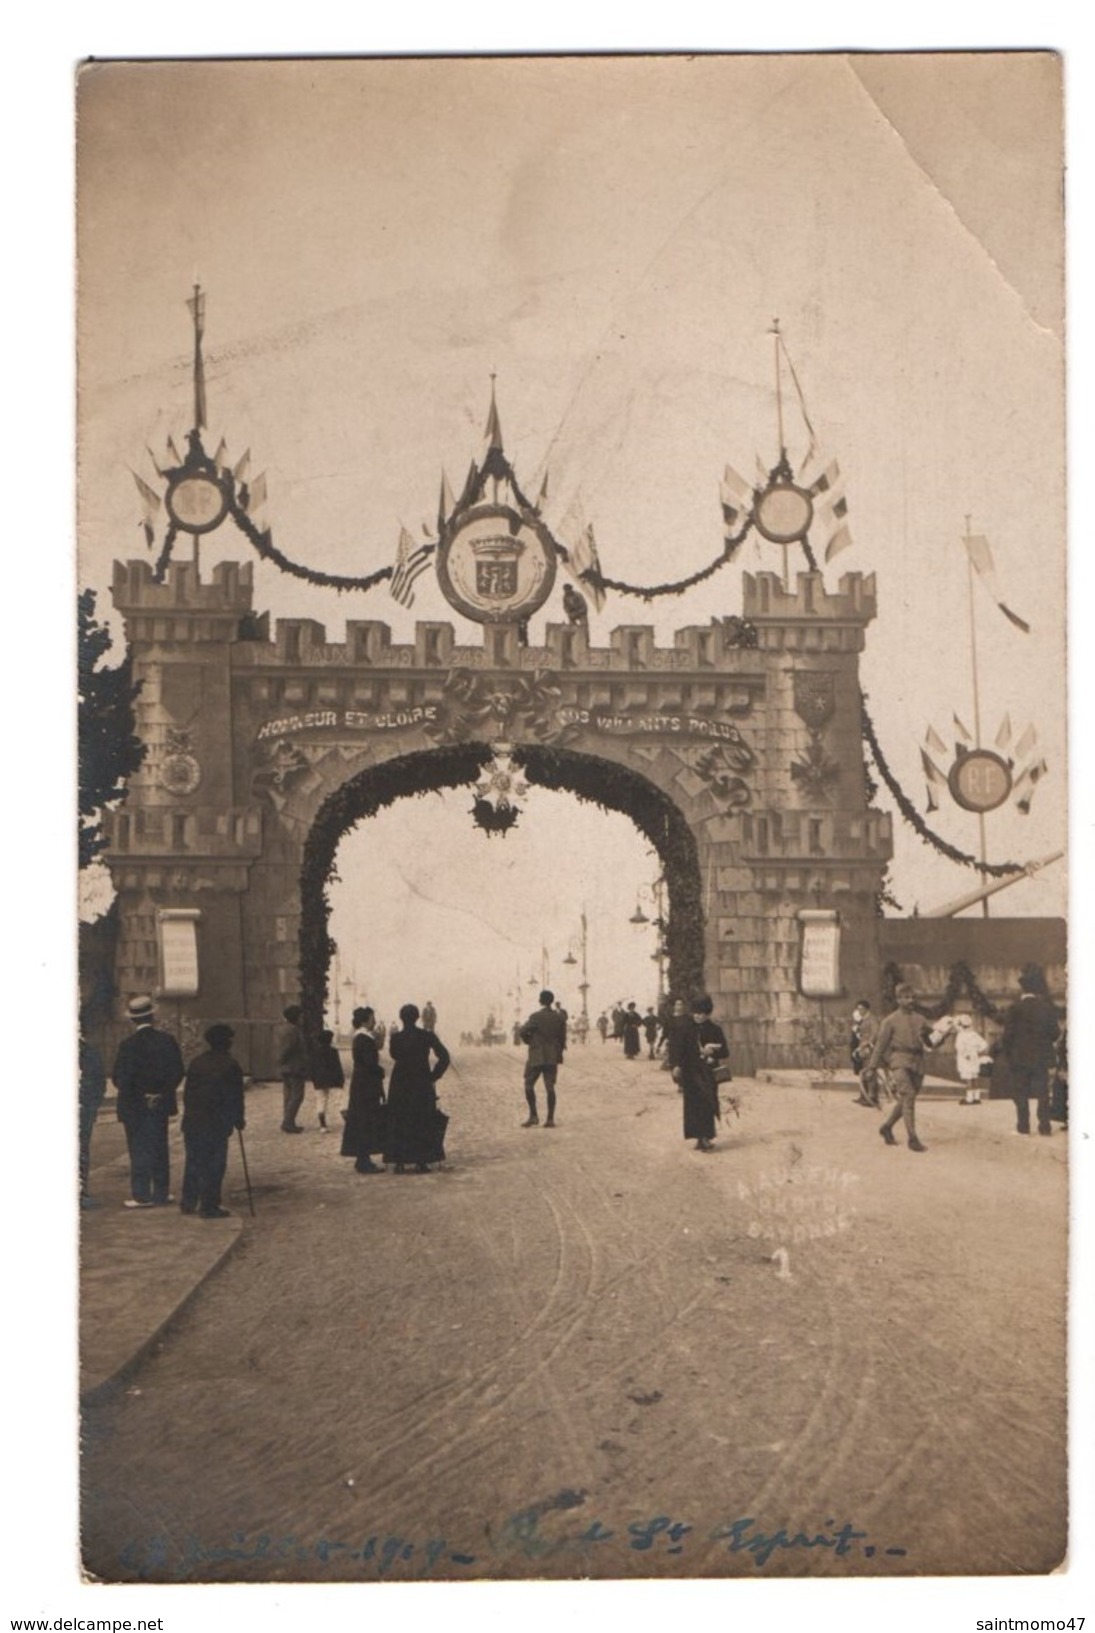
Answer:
965, 515, 990, 917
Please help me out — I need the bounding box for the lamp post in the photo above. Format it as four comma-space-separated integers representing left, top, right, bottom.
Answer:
630, 879, 667, 1003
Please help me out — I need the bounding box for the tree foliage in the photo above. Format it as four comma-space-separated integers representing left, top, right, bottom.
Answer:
78, 589, 145, 868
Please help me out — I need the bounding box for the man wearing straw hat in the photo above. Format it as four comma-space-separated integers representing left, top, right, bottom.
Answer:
111, 995, 184, 1208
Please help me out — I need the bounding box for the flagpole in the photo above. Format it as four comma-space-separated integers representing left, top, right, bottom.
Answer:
964, 514, 990, 917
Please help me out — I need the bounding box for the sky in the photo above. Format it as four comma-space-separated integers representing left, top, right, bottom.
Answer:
75, 51, 1068, 960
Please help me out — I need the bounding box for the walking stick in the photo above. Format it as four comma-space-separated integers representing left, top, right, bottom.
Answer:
236, 1126, 256, 1217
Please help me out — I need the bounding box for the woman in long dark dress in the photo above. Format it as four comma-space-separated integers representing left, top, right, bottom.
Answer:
667, 995, 723, 1152
340, 1007, 387, 1175
386, 1002, 451, 1173
621, 1002, 643, 1059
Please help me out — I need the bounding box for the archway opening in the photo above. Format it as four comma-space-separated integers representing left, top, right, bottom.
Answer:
299, 744, 705, 1043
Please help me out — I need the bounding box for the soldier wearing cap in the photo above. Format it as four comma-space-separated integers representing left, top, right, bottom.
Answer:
111, 996, 185, 1208
180, 1024, 246, 1218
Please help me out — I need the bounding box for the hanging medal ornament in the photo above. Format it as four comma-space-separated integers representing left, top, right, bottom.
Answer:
471, 742, 528, 836
753, 479, 814, 546
437, 503, 557, 625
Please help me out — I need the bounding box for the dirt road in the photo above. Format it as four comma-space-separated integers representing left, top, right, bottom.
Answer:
81, 1045, 1067, 1582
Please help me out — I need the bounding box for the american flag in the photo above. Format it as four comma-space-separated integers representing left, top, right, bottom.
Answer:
390, 526, 433, 607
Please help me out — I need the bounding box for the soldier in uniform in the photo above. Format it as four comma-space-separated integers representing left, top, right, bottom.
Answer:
866, 984, 941, 1154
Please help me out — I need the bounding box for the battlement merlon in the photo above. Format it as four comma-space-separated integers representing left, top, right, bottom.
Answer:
111, 558, 255, 613
743, 570, 877, 624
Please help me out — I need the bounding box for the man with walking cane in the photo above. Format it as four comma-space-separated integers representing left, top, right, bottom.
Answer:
180, 1024, 247, 1219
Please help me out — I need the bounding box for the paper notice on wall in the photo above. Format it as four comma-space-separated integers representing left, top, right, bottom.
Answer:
798, 909, 841, 997
159, 909, 201, 997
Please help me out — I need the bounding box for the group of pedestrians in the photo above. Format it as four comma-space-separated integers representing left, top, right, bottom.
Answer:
108, 995, 244, 1217
277, 1001, 451, 1175
597, 1002, 662, 1060
847, 964, 1062, 1154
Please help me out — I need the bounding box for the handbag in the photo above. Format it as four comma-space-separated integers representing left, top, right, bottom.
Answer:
713, 1062, 734, 1084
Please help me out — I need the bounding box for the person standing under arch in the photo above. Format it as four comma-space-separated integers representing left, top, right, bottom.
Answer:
1000, 965, 1060, 1136
520, 989, 567, 1128
179, 1024, 245, 1219
341, 1007, 387, 1175
666, 996, 719, 1152
277, 1004, 308, 1134
387, 1003, 450, 1172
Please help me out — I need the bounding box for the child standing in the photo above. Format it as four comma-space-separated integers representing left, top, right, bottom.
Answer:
312, 1028, 345, 1132
954, 1014, 991, 1105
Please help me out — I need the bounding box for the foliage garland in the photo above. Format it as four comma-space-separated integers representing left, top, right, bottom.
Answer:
78, 589, 146, 868
882, 959, 1006, 1023
296, 739, 708, 1042
860, 695, 1022, 877
147, 430, 766, 601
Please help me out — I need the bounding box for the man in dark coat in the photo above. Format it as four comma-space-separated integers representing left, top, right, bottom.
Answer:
79, 1028, 107, 1209
111, 995, 184, 1208
180, 1024, 246, 1218
520, 988, 568, 1128
1001, 965, 1061, 1136
277, 1004, 308, 1134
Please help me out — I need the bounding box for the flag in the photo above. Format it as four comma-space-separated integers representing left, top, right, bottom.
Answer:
925, 724, 948, 757
720, 465, 753, 541
146, 446, 167, 478
233, 448, 251, 483
565, 522, 607, 612
810, 460, 841, 497
212, 437, 228, 471
437, 469, 455, 535
824, 523, 854, 563
131, 470, 161, 549
245, 473, 267, 515
1014, 759, 1048, 815
920, 748, 948, 814
953, 713, 972, 744
963, 533, 1031, 633
166, 434, 182, 466
535, 470, 549, 513
390, 525, 433, 607
995, 713, 1013, 751
1013, 722, 1038, 762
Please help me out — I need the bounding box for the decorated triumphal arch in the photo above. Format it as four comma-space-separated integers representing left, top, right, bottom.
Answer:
100, 299, 893, 1073
104, 551, 890, 1074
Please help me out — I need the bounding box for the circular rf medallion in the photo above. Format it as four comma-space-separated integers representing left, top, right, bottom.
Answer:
947, 748, 1012, 813
754, 481, 814, 544
437, 503, 557, 624
159, 752, 203, 797
165, 471, 230, 535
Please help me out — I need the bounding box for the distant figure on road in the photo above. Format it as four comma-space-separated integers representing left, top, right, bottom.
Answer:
520, 988, 568, 1128
596, 1012, 609, 1044
111, 995, 184, 1208
312, 1028, 345, 1132
422, 1000, 437, 1033
621, 1001, 643, 1059
867, 983, 940, 1153
387, 1003, 451, 1173
642, 1007, 659, 1059
341, 1007, 387, 1175
180, 1024, 245, 1219
1000, 964, 1060, 1136
666, 996, 718, 1152
277, 1004, 308, 1134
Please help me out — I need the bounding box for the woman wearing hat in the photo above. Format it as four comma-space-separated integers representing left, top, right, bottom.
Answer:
386, 1003, 451, 1173
180, 1024, 246, 1218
